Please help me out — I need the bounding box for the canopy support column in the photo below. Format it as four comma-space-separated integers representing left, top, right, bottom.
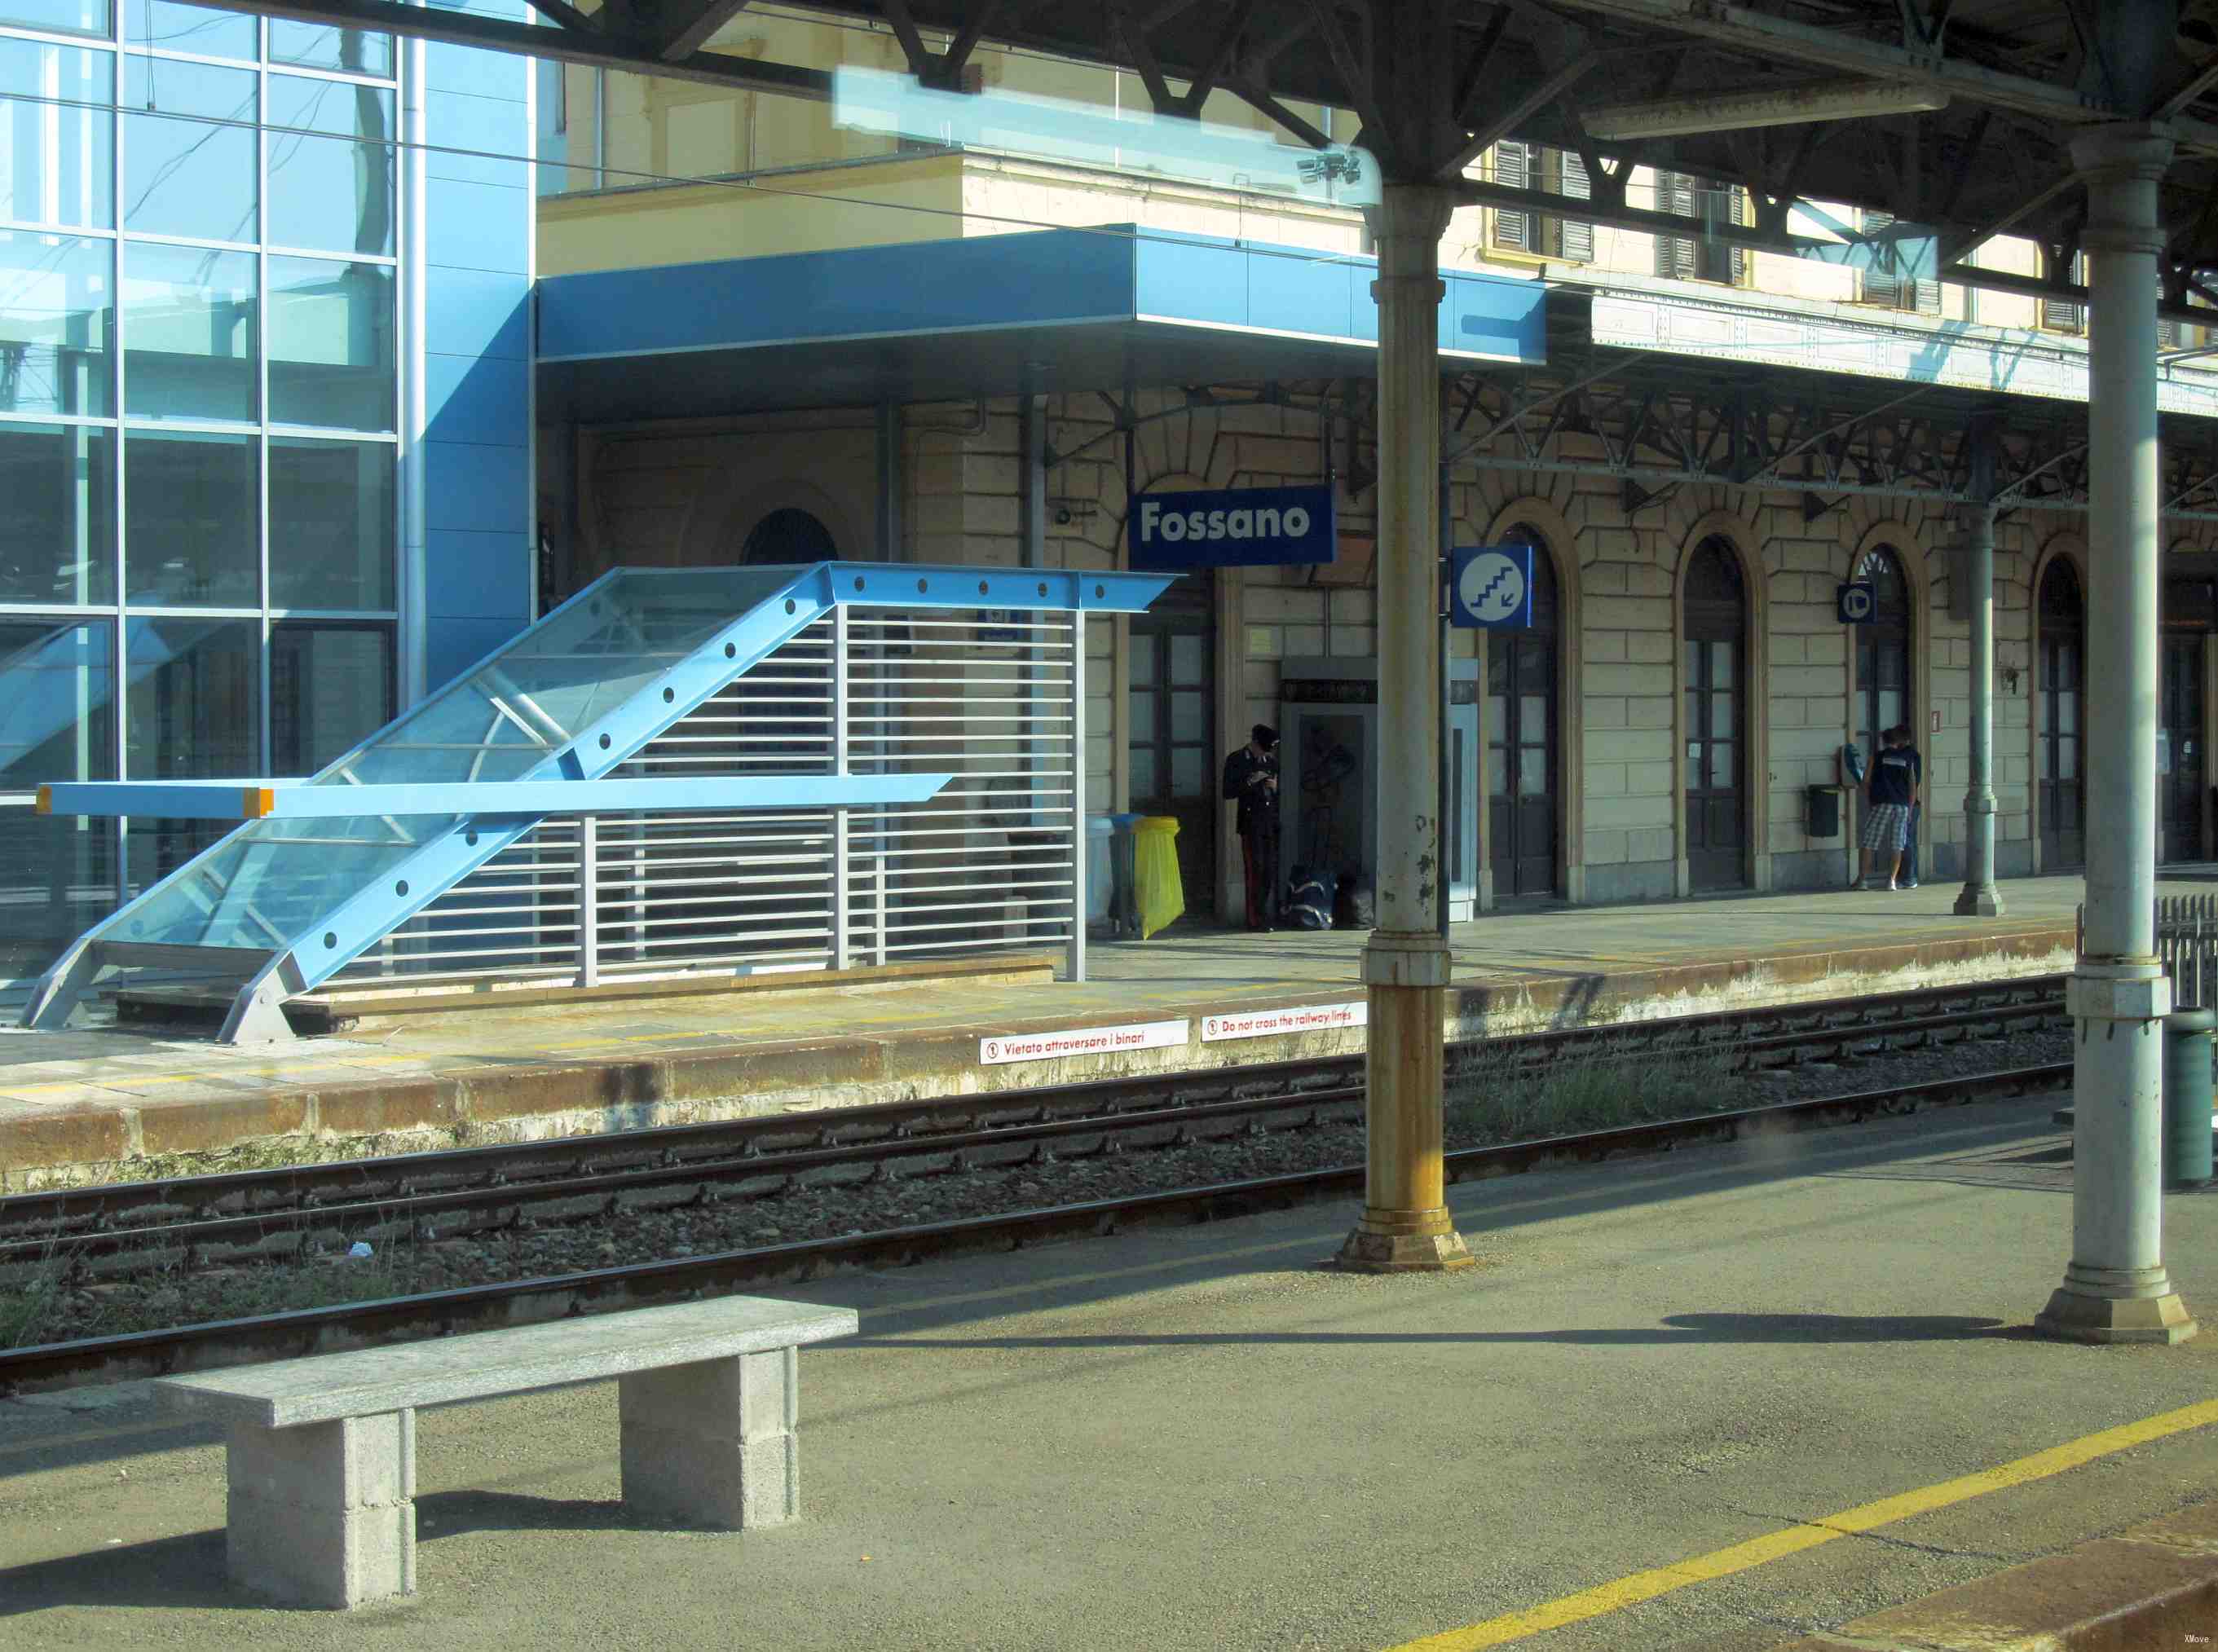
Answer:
1955, 504, 2003, 917
1338, 182, 1472, 1274
2038, 124, 2195, 1346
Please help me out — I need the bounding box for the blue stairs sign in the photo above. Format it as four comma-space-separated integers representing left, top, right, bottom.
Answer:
1449, 544, 1535, 629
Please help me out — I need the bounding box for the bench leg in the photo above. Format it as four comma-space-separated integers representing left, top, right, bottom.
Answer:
225, 1410, 417, 1608
619, 1348, 799, 1530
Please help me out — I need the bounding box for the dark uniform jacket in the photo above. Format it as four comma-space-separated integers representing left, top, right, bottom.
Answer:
1222, 747, 1280, 838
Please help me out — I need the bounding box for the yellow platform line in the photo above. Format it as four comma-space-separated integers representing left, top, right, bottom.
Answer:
1386, 1396, 2218, 1652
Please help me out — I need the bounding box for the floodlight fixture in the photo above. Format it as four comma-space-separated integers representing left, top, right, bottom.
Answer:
832, 66, 1381, 209
1582, 78, 1949, 140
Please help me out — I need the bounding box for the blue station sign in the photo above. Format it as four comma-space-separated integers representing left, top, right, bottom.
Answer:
1449, 544, 1536, 629
1129, 484, 1336, 570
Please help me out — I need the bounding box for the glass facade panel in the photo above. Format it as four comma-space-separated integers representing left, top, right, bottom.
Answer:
0, 38, 112, 228
121, 55, 256, 242
0, 615, 113, 785
267, 74, 395, 256
125, 428, 257, 606
0, 804, 112, 981
267, 255, 392, 430
122, 617, 257, 893
268, 436, 393, 609
122, 239, 256, 420
269, 20, 394, 77
0, 0, 106, 37
0, 421, 113, 604
0, 229, 111, 415
271, 622, 388, 773
126, 0, 256, 60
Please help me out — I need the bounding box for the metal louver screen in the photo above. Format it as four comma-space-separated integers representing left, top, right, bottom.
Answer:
1555, 149, 1593, 262
336, 609, 1083, 993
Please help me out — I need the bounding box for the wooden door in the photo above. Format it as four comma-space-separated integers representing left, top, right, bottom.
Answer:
1683, 538, 1747, 891
2036, 561, 2084, 870
1486, 538, 1559, 899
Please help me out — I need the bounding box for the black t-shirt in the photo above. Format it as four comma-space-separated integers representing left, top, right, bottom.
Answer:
1869, 744, 1922, 807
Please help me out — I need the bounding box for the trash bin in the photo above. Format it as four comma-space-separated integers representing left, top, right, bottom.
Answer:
1806, 784, 1841, 839
1108, 812, 1145, 937
2164, 1007, 2215, 1190
1133, 816, 1185, 940
1085, 815, 1114, 927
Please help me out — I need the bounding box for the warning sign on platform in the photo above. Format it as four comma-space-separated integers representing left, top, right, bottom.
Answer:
980, 1020, 1190, 1065
1201, 1001, 1368, 1042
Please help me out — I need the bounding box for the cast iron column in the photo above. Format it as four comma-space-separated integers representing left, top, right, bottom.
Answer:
1338, 183, 1473, 1272
2037, 125, 2195, 1344
1954, 506, 2003, 916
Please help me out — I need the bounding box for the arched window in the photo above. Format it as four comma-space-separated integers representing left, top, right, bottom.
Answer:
1683, 536, 1747, 890
2036, 558, 2084, 869
741, 508, 837, 565
1854, 545, 1912, 764
1488, 523, 1559, 898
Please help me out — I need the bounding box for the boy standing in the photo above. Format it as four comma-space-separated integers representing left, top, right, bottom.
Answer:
1853, 725, 1922, 892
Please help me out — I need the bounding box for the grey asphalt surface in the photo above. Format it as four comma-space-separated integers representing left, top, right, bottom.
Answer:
6, 1096, 2218, 1650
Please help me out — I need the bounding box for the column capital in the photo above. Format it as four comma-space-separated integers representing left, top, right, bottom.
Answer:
1365, 183, 1456, 258
2068, 122, 2175, 187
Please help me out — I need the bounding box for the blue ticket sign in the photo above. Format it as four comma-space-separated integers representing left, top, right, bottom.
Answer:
1449, 544, 1535, 628
1837, 581, 1876, 624
1128, 484, 1337, 570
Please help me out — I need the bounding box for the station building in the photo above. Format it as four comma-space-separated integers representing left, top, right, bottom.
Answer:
7, 0, 2218, 1009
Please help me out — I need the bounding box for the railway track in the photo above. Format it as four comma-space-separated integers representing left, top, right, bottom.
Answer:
0, 973, 2078, 1395
0, 973, 2066, 1273
0, 1058, 2071, 1395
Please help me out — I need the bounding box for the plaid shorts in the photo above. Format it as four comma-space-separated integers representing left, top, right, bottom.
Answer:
1860, 801, 1912, 852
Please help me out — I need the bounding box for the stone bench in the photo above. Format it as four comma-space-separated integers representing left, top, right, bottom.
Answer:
152, 1295, 858, 1609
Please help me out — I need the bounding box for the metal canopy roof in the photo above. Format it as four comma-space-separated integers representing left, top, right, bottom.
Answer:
536, 225, 1546, 421
192, 1, 2218, 325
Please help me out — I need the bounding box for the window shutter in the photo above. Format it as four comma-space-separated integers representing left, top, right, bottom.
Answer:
1656, 170, 1697, 280
2160, 315, 2183, 350
1493, 140, 1531, 252
2042, 295, 2085, 333
1555, 148, 1594, 262
1727, 187, 1748, 285
1914, 277, 1942, 315
1861, 209, 1903, 306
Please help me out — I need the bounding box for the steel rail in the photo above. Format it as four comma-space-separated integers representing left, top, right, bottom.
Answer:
0, 976, 2066, 1258
3, 984, 2066, 1269
0, 1060, 2072, 1396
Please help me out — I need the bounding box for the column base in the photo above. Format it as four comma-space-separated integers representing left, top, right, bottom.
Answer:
1335, 1218, 1475, 1273
2034, 1287, 2198, 1346
1953, 883, 2004, 917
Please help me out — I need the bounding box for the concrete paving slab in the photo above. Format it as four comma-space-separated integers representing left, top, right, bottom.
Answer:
0, 875, 2109, 1187
5, 1096, 2218, 1647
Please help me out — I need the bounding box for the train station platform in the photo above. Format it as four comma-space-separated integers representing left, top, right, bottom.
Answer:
4, 1094, 2217, 1649
0, 873, 2135, 1188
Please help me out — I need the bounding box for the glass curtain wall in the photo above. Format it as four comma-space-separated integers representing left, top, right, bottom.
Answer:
0, 0, 398, 996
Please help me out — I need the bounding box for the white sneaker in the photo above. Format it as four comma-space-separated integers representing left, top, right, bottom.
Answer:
1887, 879, 1901, 892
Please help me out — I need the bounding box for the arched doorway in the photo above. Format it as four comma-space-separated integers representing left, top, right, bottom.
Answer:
1127, 575, 1218, 918
1488, 523, 1559, 899
2036, 558, 2085, 870
1682, 536, 1748, 891
741, 507, 838, 565
1854, 544, 1914, 844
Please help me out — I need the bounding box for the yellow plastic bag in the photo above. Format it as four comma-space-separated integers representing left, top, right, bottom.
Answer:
1133, 816, 1185, 940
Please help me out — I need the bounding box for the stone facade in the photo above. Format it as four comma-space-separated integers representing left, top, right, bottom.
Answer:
545, 387, 2218, 919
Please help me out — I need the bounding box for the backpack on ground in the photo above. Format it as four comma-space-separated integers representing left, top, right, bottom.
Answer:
1285, 865, 1334, 931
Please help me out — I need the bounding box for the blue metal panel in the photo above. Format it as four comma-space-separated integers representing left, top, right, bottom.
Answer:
426, 529, 529, 622
427, 267, 530, 360
1447, 274, 1547, 363
426, 350, 529, 443
426, 615, 529, 689
424, 37, 532, 98
426, 88, 533, 188
426, 176, 531, 278
822, 562, 1171, 614
539, 228, 1140, 363
42, 774, 955, 818
425, 439, 529, 535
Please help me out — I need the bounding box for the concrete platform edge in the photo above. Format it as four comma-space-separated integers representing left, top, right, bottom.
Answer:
1770, 1495, 2218, 1650
0, 925, 2079, 1189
